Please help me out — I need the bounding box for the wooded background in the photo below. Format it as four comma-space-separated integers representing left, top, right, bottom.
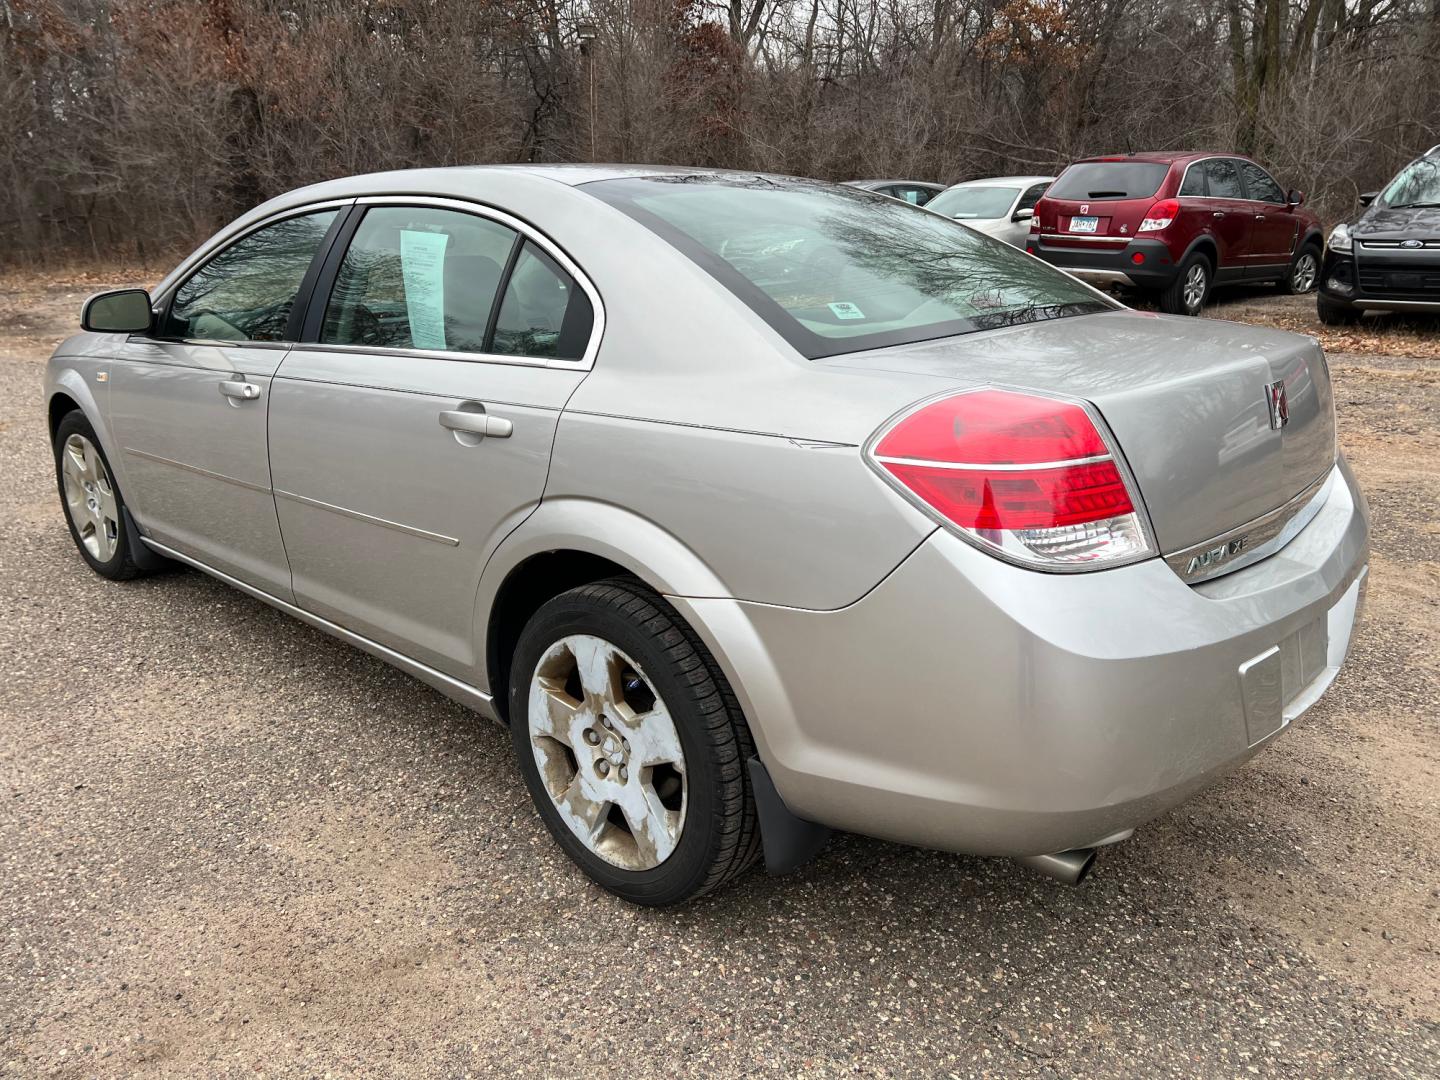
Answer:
3, 0, 1437, 263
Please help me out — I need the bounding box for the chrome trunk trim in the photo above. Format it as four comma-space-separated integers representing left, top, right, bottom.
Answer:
1165, 468, 1333, 584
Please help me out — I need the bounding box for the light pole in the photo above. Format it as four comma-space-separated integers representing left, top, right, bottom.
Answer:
577, 22, 598, 163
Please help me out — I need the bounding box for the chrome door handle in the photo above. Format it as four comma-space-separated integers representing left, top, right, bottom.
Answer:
1212, 211, 1226, 218
1255, 214, 1266, 220
438, 408, 512, 439
219, 379, 262, 401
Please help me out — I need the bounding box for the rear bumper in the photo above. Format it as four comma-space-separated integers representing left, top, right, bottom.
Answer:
1030, 235, 1179, 290
680, 457, 1369, 858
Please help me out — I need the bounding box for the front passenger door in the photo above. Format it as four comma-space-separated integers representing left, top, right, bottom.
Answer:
268, 202, 597, 682
107, 207, 342, 597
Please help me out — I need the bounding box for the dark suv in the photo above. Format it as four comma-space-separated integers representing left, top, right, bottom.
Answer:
1318, 145, 1440, 324
1028, 152, 1324, 315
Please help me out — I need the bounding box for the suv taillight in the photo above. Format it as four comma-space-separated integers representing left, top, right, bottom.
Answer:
1138, 198, 1179, 232
867, 389, 1152, 569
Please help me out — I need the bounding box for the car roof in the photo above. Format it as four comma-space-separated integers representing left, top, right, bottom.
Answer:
947, 176, 1054, 187
1071, 152, 1232, 166
843, 179, 944, 189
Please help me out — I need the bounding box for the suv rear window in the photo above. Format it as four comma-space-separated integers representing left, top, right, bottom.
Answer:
587, 176, 1112, 359
1046, 163, 1170, 201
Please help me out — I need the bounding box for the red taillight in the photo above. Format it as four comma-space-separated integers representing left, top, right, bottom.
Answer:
1138, 199, 1179, 232
869, 389, 1151, 568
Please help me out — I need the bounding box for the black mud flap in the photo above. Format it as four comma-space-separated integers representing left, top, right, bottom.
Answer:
122, 508, 172, 572
747, 757, 832, 875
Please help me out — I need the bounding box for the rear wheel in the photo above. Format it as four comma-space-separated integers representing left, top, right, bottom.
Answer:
1159, 253, 1211, 316
508, 579, 761, 905
1280, 244, 1320, 294
1317, 294, 1361, 326
52, 410, 157, 581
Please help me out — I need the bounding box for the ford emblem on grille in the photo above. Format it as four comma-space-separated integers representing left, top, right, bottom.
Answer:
1401, 238, 1423, 248
1266, 379, 1289, 430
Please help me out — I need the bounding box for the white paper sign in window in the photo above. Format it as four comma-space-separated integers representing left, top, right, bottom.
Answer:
400, 229, 449, 350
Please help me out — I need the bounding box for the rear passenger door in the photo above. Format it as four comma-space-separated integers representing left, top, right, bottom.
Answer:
1198, 159, 1253, 275
267, 200, 598, 681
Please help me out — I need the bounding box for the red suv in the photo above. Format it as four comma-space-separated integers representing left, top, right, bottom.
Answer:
1028, 152, 1324, 315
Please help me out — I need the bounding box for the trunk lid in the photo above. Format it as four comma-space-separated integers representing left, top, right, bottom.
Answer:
1036, 161, 1173, 247
820, 309, 1337, 558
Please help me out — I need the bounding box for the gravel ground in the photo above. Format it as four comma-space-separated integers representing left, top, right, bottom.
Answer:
2, 275, 1437, 1078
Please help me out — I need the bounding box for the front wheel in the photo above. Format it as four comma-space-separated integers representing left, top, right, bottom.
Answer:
1280, 245, 1320, 294
1159, 253, 1211, 316
52, 410, 159, 581
1317, 294, 1361, 326
508, 580, 761, 905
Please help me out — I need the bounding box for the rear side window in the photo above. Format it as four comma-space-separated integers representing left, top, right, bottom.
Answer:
491, 242, 593, 360
1203, 159, 1245, 199
321, 207, 516, 353
164, 209, 338, 342
588, 175, 1112, 359
1178, 166, 1207, 196
1238, 162, 1286, 204
1045, 163, 1170, 201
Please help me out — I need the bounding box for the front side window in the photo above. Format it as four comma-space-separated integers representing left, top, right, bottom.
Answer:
588, 175, 1112, 359
1380, 156, 1440, 208
164, 209, 338, 342
1203, 159, 1245, 199
927, 186, 1020, 220
1239, 162, 1286, 204
1017, 182, 1050, 212
1046, 162, 1170, 201
321, 206, 516, 353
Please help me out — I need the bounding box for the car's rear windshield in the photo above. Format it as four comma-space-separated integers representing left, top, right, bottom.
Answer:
1046, 162, 1171, 202
586, 175, 1112, 359
926, 186, 1019, 220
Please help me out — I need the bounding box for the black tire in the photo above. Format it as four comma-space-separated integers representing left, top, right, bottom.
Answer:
1317, 294, 1361, 326
52, 410, 159, 581
1158, 252, 1212, 316
508, 579, 761, 905
1279, 243, 1321, 295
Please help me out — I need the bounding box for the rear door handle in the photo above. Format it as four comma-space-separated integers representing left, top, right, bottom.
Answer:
438, 407, 512, 439
219, 379, 262, 401
1212, 211, 1226, 218
1255, 213, 1266, 220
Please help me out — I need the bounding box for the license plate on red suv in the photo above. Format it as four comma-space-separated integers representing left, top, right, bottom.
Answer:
1069, 216, 1100, 233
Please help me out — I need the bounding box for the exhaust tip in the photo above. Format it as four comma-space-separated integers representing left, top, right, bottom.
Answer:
1016, 848, 1097, 886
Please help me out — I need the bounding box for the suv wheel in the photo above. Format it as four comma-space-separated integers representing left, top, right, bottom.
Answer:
1280, 245, 1320, 294
1160, 253, 1211, 316
1317, 295, 1361, 326
508, 579, 761, 905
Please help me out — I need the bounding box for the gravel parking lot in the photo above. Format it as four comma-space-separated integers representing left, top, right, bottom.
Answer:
2, 272, 1437, 1077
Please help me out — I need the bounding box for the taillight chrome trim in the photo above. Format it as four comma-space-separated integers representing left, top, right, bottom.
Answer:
863, 385, 1160, 574
873, 452, 1114, 472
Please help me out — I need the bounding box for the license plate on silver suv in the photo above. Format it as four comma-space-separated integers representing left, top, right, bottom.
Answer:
1069, 216, 1100, 233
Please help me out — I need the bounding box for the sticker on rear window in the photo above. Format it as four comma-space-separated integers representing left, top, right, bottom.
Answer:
827, 301, 866, 320
400, 229, 449, 350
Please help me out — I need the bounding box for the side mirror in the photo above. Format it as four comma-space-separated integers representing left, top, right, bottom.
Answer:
1358, 191, 1378, 208
1012, 207, 1035, 223
1287, 189, 1305, 207
82, 289, 153, 334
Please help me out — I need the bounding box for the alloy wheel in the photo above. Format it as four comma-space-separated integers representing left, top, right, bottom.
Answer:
527, 634, 687, 870
1292, 252, 1318, 293
61, 433, 119, 562
1183, 263, 1208, 313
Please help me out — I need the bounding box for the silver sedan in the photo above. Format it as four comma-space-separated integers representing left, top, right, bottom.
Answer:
45, 167, 1369, 904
